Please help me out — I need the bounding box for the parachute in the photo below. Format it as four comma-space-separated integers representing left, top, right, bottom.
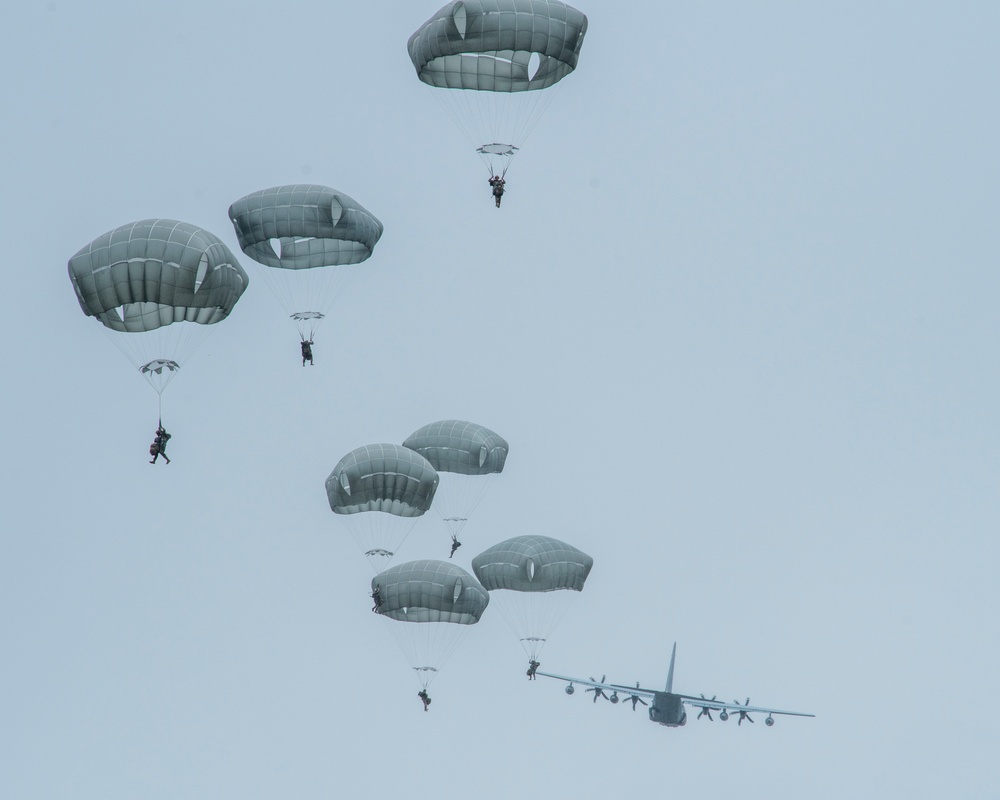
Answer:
407, 0, 588, 176
472, 535, 592, 661
402, 420, 508, 540
228, 184, 383, 342
373, 559, 489, 688
326, 444, 439, 570
67, 219, 248, 407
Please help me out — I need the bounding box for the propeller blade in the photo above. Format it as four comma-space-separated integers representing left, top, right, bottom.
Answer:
697, 694, 717, 720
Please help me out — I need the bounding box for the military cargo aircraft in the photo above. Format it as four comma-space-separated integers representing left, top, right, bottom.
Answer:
536, 643, 814, 728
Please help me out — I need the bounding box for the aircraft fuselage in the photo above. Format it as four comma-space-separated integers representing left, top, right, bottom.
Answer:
649, 692, 687, 727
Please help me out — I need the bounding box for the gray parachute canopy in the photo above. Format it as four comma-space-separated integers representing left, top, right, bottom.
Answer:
228, 184, 383, 270
472, 535, 593, 592
68, 219, 248, 333
373, 560, 489, 624
326, 444, 439, 517
403, 420, 508, 476
407, 0, 588, 92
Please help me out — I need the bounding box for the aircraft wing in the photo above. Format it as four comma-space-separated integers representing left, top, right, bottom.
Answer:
675, 695, 815, 718
535, 672, 659, 699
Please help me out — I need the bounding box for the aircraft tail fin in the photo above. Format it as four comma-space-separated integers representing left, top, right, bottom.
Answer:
665, 642, 677, 693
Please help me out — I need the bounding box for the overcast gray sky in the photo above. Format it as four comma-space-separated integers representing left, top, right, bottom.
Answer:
3, 1, 999, 797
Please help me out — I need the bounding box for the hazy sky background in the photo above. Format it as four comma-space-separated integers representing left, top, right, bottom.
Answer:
2, 2, 998, 797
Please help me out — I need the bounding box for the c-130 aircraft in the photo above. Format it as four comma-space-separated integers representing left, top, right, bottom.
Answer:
536, 643, 814, 728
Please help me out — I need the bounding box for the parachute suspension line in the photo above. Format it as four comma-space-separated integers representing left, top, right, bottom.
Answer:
513, 80, 566, 152
486, 86, 508, 148
426, 75, 558, 177
478, 148, 517, 180
98, 313, 218, 398
377, 614, 474, 690
377, 615, 427, 687
250, 260, 363, 343
433, 88, 506, 177
300, 318, 318, 344
429, 87, 480, 155
433, 473, 498, 542
490, 589, 583, 663
339, 512, 424, 574
474, 75, 563, 156
98, 325, 168, 395
378, 616, 445, 691
484, 158, 499, 177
